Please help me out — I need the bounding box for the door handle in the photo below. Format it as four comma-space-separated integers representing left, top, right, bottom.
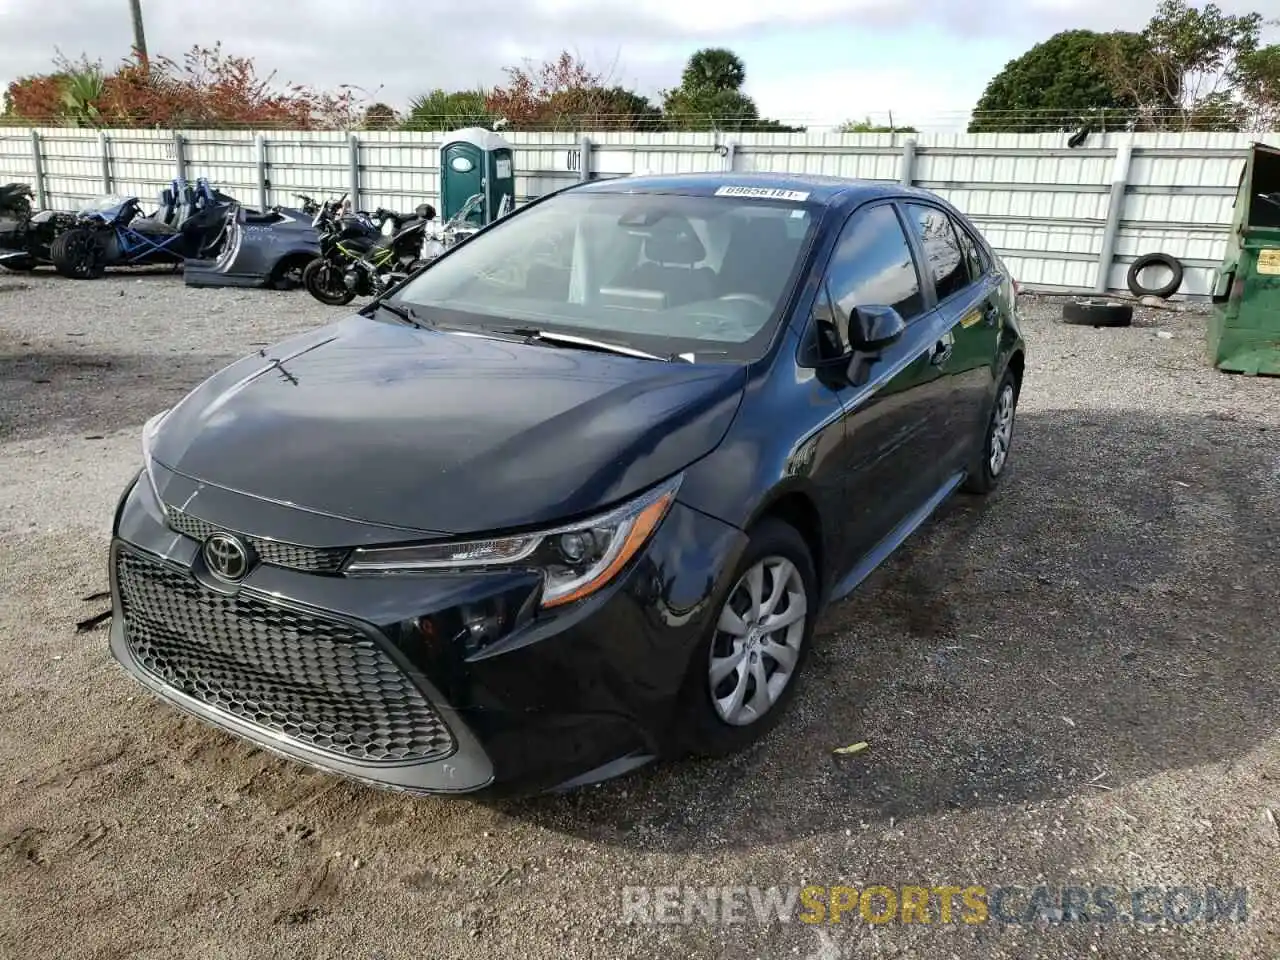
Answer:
929, 332, 954, 366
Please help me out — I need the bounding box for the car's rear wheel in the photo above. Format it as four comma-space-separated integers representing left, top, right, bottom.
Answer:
269, 254, 311, 290
680, 518, 818, 757
51, 228, 106, 279
303, 257, 355, 305
963, 368, 1019, 494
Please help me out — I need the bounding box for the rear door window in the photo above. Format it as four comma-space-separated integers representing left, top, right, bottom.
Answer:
904, 203, 970, 302
952, 217, 989, 281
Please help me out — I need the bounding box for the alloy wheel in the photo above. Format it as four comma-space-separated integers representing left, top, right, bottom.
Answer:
708, 555, 808, 727
989, 382, 1015, 476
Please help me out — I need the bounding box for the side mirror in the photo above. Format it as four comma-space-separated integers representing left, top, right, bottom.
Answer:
846, 304, 906, 352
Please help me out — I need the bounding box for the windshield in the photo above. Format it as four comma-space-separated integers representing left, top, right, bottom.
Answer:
392, 190, 817, 361
78, 195, 133, 215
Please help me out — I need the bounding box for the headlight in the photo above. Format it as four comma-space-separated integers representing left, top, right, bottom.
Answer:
141, 409, 171, 513
345, 474, 682, 608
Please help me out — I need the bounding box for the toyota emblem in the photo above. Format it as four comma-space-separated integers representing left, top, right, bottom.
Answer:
203, 532, 252, 582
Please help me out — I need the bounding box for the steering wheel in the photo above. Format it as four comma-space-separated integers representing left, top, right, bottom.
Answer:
718, 293, 772, 310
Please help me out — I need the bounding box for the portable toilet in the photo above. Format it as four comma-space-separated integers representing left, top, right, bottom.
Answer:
1208, 141, 1280, 376
439, 127, 515, 227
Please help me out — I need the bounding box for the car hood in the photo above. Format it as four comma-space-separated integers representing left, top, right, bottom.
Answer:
151, 313, 746, 535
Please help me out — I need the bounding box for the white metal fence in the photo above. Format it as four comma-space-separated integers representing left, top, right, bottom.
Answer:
0, 127, 1267, 297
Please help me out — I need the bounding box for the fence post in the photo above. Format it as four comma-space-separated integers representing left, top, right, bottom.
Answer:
899, 138, 917, 186
723, 140, 738, 172
254, 133, 268, 210
173, 131, 187, 182
1095, 138, 1133, 294
29, 130, 47, 209
348, 133, 361, 209
578, 134, 593, 182
99, 132, 112, 194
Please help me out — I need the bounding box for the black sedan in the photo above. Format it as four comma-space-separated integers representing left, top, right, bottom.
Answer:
108, 172, 1026, 796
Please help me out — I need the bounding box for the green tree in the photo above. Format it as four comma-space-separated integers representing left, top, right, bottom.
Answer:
1097, 0, 1264, 129
403, 88, 496, 131
1237, 44, 1280, 127
838, 116, 918, 133
662, 48, 799, 131
681, 47, 746, 95
361, 102, 398, 129
968, 29, 1142, 132
554, 85, 663, 130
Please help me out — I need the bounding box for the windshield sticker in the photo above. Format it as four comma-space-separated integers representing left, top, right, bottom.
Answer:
714, 186, 811, 202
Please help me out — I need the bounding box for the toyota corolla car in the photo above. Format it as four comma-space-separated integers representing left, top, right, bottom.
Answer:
108, 173, 1025, 796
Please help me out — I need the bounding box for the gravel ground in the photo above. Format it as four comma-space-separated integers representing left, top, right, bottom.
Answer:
0, 269, 1277, 960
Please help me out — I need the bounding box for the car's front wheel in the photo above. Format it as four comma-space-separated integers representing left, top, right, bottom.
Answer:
51, 228, 106, 279
680, 518, 818, 757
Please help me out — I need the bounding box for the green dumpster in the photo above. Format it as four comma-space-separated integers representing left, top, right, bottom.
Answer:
1208, 141, 1280, 376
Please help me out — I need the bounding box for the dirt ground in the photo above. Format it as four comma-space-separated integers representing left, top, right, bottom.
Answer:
0, 270, 1277, 960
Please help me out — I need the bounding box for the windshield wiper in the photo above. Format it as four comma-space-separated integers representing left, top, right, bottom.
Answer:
370, 299, 427, 329
505, 327, 681, 362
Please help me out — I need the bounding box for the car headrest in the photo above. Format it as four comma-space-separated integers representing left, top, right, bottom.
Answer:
731, 215, 788, 249
642, 219, 706, 266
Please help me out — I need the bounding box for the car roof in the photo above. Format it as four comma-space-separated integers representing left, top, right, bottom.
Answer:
571, 172, 944, 211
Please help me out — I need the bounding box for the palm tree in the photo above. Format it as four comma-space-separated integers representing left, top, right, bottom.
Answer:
681, 48, 746, 95
61, 66, 105, 127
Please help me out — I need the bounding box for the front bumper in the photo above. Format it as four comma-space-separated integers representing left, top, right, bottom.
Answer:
108, 468, 747, 796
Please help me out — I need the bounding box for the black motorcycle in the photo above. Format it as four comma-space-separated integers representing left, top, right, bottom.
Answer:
0, 182, 77, 271
303, 195, 436, 306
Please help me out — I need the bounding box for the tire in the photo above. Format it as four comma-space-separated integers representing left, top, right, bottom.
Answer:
302, 257, 355, 306
678, 518, 819, 758
1062, 298, 1133, 327
963, 368, 1019, 495
51, 229, 106, 279
0, 256, 36, 272
269, 255, 312, 291
1126, 252, 1183, 299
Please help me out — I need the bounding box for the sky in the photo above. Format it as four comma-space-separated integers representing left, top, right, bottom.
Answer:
1, 0, 1277, 131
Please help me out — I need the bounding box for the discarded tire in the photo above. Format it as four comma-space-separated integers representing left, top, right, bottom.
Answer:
1126, 252, 1184, 299
1062, 299, 1134, 327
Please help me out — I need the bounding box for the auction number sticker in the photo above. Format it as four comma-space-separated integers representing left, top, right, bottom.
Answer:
714, 186, 811, 202
1257, 248, 1280, 275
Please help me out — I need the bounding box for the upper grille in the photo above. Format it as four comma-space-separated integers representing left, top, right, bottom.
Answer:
165, 507, 349, 574
116, 549, 456, 764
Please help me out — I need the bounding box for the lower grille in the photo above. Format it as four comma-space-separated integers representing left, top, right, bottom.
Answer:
165, 507, 349, 574
116, 549, 455, 764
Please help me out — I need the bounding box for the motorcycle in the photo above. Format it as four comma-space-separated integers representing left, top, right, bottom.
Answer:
302, 194, 438, 306
0, 182, 78, 271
